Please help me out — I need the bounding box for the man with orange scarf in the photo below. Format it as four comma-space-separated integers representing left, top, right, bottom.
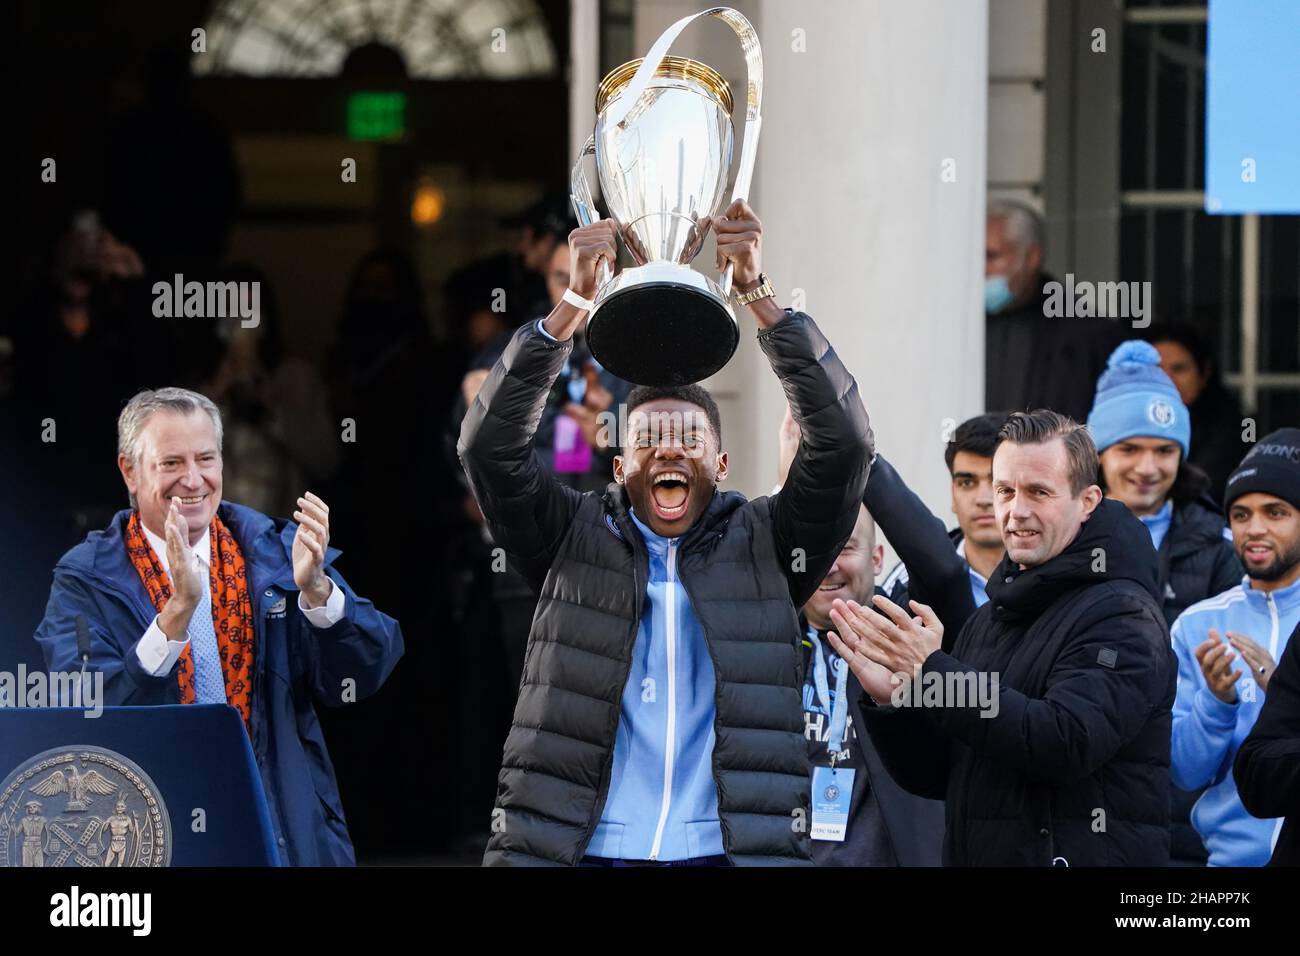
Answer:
34, 387, 403, 865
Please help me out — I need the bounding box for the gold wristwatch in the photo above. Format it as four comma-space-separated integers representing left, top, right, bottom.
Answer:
734, 272, 776, 306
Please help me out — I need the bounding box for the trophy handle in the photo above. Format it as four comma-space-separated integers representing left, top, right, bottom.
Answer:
569, 134, 614, 291
605, 6, 764, 298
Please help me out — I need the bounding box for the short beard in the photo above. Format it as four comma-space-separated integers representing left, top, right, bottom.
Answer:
1244, 540, 1300, 583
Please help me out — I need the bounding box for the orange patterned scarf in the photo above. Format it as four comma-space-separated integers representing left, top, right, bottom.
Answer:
123, 511, 256, 729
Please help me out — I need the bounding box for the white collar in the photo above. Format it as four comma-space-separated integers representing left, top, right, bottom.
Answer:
140, 517, 212, 575
956, 537, 989, 586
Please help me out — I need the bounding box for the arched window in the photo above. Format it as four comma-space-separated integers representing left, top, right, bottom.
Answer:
192, 0, 557, 78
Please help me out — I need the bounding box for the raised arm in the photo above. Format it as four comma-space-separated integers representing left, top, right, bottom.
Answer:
458, 222, 622, 587
458, 320, 582, 590
712, 202, 873, 609
864, 454, 977, 645
764, 313, 874, 607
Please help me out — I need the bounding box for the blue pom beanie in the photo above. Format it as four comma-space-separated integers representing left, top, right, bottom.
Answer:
1086, 340, 1191, 457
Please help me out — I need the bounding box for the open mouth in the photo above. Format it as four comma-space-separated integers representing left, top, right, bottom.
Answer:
818, 581, 844, 593
1008, 529, 1039, 543
1244, 543, 1273, 561
175, 494, 208, 507
649, 470, 690, 522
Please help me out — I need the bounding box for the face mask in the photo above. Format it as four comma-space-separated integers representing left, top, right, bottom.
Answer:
985, 275, 1015, 314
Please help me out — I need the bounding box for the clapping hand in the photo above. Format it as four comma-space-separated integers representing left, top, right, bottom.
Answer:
293, 492, 333, 608
1227, 630, 1276, 693
1195, 629, 1244, 704
158, 497, 204, 639
825, 595, 944, 705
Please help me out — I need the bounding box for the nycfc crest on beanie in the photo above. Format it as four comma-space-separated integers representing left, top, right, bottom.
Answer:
1224, 428, 1300, 513
1086, 340, 1191, 457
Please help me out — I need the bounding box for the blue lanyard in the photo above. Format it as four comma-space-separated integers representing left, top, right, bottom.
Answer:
808, 627, 849, 756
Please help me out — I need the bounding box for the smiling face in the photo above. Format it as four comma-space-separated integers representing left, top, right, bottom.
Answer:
951, 451, 1000, 548
1100, 437, 1180, 517
613, 398, 726, 538
118, 409, 222, 546
1229, 492, 1300, 590
993, 438, 1102, 568
804, 506, 884, 632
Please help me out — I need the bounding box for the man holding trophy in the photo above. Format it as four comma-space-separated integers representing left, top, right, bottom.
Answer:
460, 198, 873, 865
459, 5, 872, 868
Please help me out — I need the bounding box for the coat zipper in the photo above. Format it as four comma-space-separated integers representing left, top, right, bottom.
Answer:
675, 535, 736, 862
1267, 592, 1280, 660
648, 539, 679, 860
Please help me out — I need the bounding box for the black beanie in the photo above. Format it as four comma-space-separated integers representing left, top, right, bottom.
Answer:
1224, 428, 1300, 513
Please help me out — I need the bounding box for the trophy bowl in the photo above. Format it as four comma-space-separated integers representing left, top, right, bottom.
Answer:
571, 8, 763, 386
585, 262, 740, 388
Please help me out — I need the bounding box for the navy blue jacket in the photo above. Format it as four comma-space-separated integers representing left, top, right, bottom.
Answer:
33, 502, 404, 866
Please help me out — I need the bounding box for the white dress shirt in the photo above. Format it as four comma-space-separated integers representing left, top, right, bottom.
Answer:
134, 519, 345, 678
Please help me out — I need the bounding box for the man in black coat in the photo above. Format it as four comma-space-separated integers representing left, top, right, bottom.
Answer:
829, 410, 1176, 865
459, 202, 873, 866
1236, 623, 1300, 865
985, 201, 1123, 422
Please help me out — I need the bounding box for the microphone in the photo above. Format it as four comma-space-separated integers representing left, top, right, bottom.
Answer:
75, 614, 92, 706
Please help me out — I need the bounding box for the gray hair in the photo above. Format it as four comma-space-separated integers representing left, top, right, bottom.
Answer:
118, 388, 223, 508
987, 199, 1044, 252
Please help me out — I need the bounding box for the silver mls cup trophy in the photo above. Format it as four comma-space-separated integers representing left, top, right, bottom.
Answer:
571, 6, 763, 386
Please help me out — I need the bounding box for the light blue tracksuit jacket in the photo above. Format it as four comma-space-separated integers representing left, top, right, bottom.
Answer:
585, 509, 723, 861
1170, 575, 1300, 865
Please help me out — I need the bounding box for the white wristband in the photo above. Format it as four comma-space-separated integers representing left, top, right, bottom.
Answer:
562, 288, 595, 312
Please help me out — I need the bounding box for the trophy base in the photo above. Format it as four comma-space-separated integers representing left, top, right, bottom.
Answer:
586, 264, 739, 386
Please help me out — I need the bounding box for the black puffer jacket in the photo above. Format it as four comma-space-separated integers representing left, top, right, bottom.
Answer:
858, 499, 1176, 866
1158, 497, 1242, 627
459, 312, 872, 866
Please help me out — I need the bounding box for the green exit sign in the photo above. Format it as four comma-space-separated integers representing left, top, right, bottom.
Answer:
348, 92, 406, 141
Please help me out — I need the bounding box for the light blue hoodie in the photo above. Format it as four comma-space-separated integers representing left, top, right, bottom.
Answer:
586, 509, 723, 861
1170, 575, 1300, 865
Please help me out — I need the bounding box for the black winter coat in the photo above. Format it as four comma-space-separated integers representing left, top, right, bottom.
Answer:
858, 499, 1176, 866
459, 312, 873, 865
1235, 619, 1300, 866
985, 273, 1125, 423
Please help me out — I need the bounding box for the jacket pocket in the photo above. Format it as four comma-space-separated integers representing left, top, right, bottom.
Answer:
316, 789, 346, 826
586, 821, 624, 859
686, 820, 723, 859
